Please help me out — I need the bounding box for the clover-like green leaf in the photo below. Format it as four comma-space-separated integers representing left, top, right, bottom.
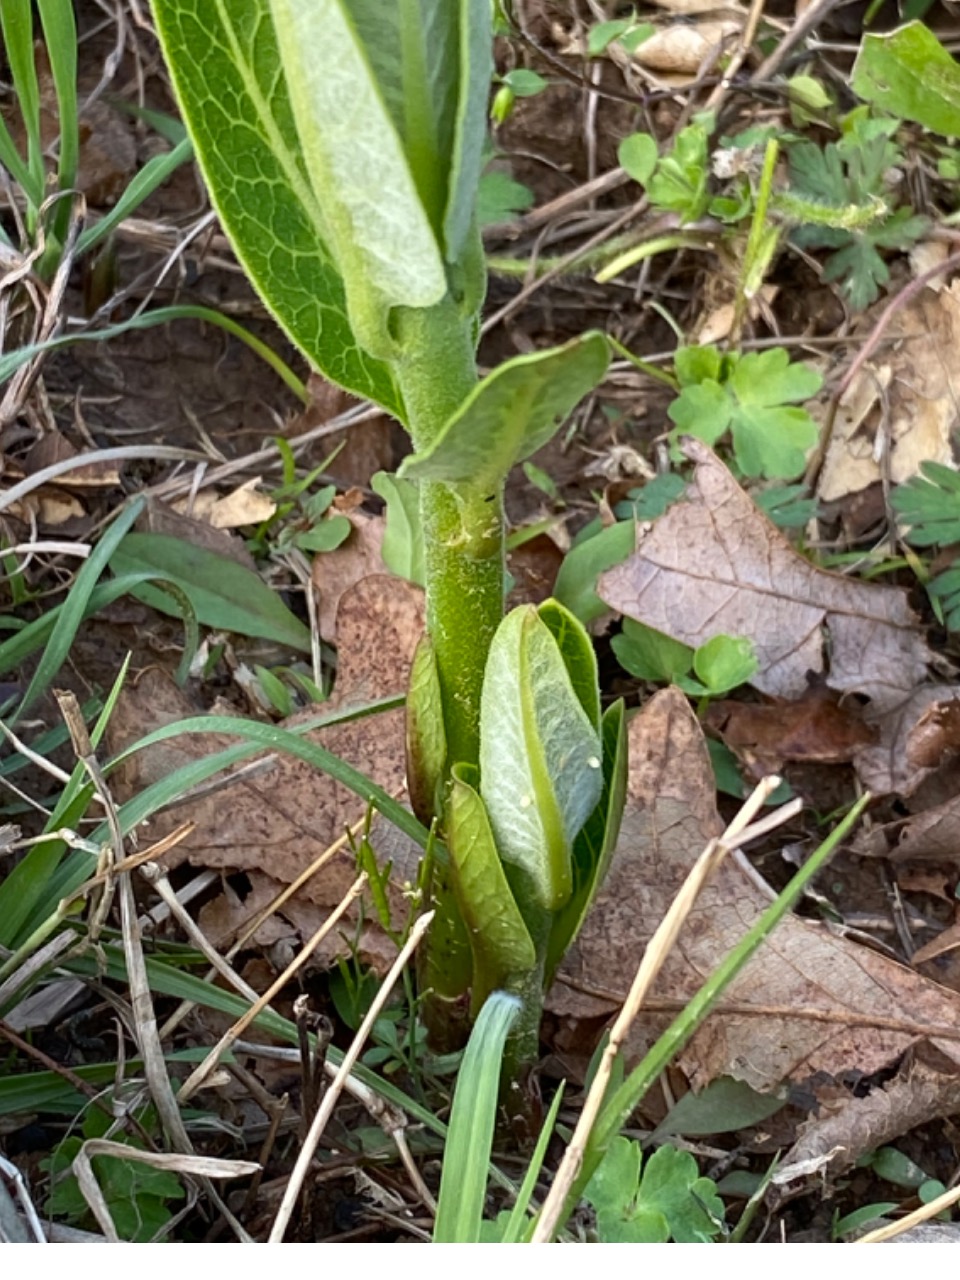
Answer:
678, 634, 759, 696
480, 605, 603, 911
730, 347, 821, 408
612, 618, 694, 683
584, 1138, 725, 1244
669, 346, 821, 479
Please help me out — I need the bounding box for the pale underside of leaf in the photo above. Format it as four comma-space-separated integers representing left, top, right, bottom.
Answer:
480, 608, 602, 909
151, 0, 402, 415
269, 0, 446, 311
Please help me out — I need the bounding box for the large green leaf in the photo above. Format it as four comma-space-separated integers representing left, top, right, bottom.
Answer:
853, 21, 960, 137
151, 0, 402, 415
399, 332, 611, 491
268, 0, 446, 341
480, 606, 603, 911
448, 767, 536, 1010
108, 532, 311, 652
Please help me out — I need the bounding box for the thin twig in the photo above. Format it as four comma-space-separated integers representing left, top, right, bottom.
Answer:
532, 777, 786, 1243
268, 910, 434, 1243
176, 873, 368, 1102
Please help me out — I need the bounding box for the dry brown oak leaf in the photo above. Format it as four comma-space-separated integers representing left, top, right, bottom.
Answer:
107, 575, 424, 971
598, 439, 936, 794
548, 688, 960, 1108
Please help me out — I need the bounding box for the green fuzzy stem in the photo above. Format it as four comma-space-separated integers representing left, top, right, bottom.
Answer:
394, 296, 506, 1042
393, 298, 505, 769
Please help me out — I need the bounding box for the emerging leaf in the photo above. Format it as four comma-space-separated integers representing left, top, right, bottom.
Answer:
406, 635, 447, 825
447, 766, 536, 1011
480, 605, 603, 911
399, 333, 610, 491
668, 346, 821, 479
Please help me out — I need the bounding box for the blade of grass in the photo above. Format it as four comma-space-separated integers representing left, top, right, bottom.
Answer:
75, 137, 194, 258
0, 659, 130, 951
0, 572, 194, 679
433, 991, 521, 1243
0, 0, 45, 204
500, 1082, 565, 1242
1, 695, 406, 953
101, 714, 431, 849
12, 499, 142, 720
38, 0, 78, 244
0, 305, 308, 403
537, 793, 870, 1238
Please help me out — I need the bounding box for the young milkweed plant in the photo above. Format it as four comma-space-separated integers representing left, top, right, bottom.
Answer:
150, 1, 626, 1101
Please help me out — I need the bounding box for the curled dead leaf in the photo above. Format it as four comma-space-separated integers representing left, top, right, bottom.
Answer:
631, 21, 741, 74
817, 282, 960, 503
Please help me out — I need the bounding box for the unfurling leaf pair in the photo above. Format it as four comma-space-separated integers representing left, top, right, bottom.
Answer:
408, 600, 627, 1012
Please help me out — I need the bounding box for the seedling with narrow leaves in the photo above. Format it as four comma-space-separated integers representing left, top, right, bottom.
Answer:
150, 0, 625, 1103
